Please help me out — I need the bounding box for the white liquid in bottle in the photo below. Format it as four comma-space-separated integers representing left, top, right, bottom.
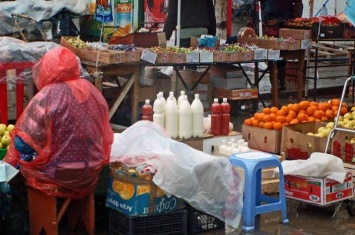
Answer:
165, 93, 178, 138
178, 96, 192, 139
191, 94, 204, 137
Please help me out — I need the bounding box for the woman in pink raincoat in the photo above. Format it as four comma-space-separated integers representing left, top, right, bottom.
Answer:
4, 46, 114, 198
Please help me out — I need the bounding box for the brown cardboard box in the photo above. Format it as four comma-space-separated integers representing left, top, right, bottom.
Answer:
242, 124, 282, 154
60, 36, 86, 55
78, 48, 126, 64
279, 28, 312, 40
280, 122, 327, 160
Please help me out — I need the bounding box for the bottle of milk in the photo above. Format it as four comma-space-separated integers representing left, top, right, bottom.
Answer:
178, 96, 192, 139
191, 94, 204, 137
165, 93, 178, 138
153, 93, 165, 128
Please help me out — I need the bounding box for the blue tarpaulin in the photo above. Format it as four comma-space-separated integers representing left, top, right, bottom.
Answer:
345, 0, 355, 26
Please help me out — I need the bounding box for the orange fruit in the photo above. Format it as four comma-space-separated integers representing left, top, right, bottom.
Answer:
285, 115, 293, 124
244, 118, 252, 126
307, 116, 316, 122
340, 106, 348, 115
288, 110, 297, 119
263, 122, 273, 130
258, 121, 264, 128
299, 100, 310, 110
325, 109, 334, 119
292, 103, 301, 113
297, 113, 308, 122
254, 112, 263, 121
306, 106, 317, 116
269, 113, 277, 121
318, 103, 327, 111
331, 98, 340, 107
262, 107, 271, 114
251, 119, 259, 127
270, 106, 279, 113
290, 119, 300, 124
262, 114, 272, 122
321, 116, 328, 121
313, 110, 323, 119
310, 101, 318, 106
276, 110, 286, 116
273, 122, 283, 130
280, 105, 289, 115
275, 115, 286, 124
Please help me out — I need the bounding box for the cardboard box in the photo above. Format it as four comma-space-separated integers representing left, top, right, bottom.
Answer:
171, 52, 186, 63
213, 88, 258, 100
224, 51, 254, 62
284, 172, 353, 206
211, 76, 247, 90
156, 52, 172, 63
281, 122, 328, 160
60, 36, 86, 55
242, 124, 282, 154
125, 50, 141, 63
106, 163, 184, 216
213, 51, 226, 62
78, 48, 126, 64
279, 28, 312, 39
209, 65, 243, 79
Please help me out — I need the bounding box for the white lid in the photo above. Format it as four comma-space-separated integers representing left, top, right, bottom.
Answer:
180, 91, 185, 95
195, 94, 199, 99
214, 98, 218, 103
169, 91, 174, 97
145, 99, 150, 104
223, 98, 228, 102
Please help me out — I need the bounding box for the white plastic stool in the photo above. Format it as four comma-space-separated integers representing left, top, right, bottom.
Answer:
229, 151, 289, 231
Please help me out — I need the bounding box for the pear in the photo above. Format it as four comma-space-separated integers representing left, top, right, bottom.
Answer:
0, 135, 11, 148
3, 131, 10, 136
0, 124, 5, 136
6, 124, 15, 132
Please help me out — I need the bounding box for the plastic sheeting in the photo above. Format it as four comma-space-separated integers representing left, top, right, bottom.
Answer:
0, 0, 88, 35
0, 36, 92, 83
110, 121, 244, 229
3, 47, 114, 198
345, 0, 355, 26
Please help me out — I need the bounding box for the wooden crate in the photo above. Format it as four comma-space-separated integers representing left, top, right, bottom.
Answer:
78, 48, 126, 64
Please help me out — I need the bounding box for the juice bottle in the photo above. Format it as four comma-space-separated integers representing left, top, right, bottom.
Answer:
178, 96, 192, 139
153, 93, 165, 128
165, 94, 178, 138
211, 98, 221, 136
142, 99, 153, 121
221, 98, 230, 135
191, 94, 204, 137
114, 0, 134, 33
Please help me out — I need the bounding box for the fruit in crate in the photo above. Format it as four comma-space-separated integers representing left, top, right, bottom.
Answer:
243, 99, 348, 130
0, 123, 15, 149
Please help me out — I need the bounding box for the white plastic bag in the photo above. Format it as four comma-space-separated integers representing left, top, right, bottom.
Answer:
110, 121, 244, 229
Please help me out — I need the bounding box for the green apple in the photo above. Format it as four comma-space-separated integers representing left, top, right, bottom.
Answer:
1, 135, 11, 147
6, 124, 15, 132
3, 131, 9, 136
344, 113, 353, 120
326, 122, 334, 129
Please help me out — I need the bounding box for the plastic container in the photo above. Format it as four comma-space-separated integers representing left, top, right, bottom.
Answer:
158, 91, 167, 112
211, 98, 221, 136
169, 91, 177, 105
153, 93, 165, 128
191, 94, 204, 138
178, 96, 192, 139
109, 208, 188, 235
165, 94, 179, 138
177, 91, 186, 108
221, 98, 230, 135
141, 99, 153, 121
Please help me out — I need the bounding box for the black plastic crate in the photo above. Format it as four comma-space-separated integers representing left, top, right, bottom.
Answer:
109, 209, 188, 235
186, 204, 225, 234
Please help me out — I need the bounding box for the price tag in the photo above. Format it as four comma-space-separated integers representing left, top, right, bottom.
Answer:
301, 39, 312, 49
199, 51, 213, 63
186, 52, 199, 63
268, 50, 280, 60
141, 49, 157, 64
254, 49, 267, 60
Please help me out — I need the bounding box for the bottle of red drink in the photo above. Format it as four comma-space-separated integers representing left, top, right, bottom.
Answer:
221, 98, 230, 135
211, 98, 221, 136
142, 99, 153, 121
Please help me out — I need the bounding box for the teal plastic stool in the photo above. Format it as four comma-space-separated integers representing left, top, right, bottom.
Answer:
228, 152, 289, 232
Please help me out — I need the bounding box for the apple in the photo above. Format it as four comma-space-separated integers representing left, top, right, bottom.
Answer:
6, 124, 15, 132
337, 121, 344, 126
1, 135, 11, 147
0, 124, 5, 136
0, 142, 3, 148
326, 122, 334, 129
344, 113, 352, 120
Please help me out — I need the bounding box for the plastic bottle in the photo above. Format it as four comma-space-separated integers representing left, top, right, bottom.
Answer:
211, 98, 221, 136
169, 91, 177, 105
177, 91, 186, 108
221, 98, 230, 135
178, 96, 192, 139
165, 94, 178, 138
158, 91, 166, 112
141, 99, 153, 121
153, 93, 165, 128
191, 94, 204, 138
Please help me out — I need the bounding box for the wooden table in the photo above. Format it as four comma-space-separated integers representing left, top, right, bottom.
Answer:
81, 50, 305, 125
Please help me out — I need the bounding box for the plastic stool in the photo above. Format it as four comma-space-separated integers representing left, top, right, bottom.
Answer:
27, 186, 95, 235
228, 151, 289, 232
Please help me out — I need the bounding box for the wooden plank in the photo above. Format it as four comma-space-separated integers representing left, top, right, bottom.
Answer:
262, 178, 280, 194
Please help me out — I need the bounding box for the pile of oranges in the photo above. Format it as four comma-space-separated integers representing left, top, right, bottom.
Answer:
243, 99, 348, 130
